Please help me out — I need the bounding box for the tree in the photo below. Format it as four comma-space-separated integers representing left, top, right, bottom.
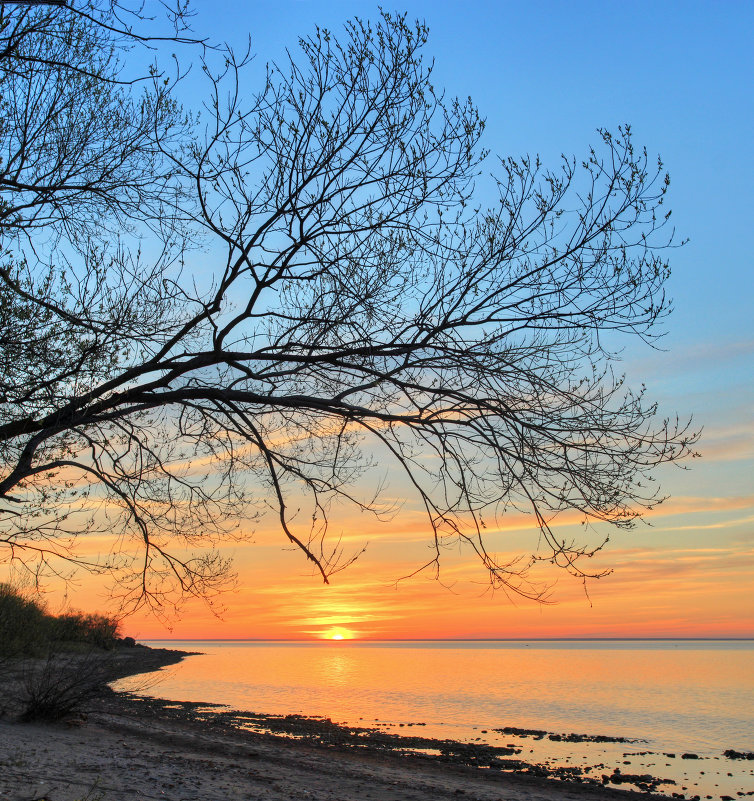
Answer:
0, 3, 697, 613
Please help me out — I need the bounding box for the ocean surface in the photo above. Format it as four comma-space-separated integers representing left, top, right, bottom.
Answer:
117, 640, 754, 798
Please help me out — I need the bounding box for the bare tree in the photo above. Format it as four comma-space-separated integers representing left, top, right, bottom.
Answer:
0, 3, 697, 612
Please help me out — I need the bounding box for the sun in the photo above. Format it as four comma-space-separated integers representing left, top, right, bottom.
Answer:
324, 627, 355, 641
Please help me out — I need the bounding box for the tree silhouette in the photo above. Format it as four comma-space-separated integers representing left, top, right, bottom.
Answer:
0, 2, 697, 612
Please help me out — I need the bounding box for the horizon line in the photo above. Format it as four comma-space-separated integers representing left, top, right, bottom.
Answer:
138, 636, 754, 642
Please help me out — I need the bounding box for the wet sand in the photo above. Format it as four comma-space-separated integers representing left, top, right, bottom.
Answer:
0, 646, 681, 801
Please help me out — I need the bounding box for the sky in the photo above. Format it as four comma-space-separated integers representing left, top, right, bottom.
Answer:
14, 1, 754, 639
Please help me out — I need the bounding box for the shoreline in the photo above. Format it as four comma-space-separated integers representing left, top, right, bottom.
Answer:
0, 644, 724, 801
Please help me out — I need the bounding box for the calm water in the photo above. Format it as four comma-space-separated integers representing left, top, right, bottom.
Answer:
118, 640, 754, 798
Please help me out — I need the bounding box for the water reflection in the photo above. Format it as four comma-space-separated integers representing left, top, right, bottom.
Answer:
316, 651, 357, 688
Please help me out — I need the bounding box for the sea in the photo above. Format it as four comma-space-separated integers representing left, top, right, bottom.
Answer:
116, 640, 754, 799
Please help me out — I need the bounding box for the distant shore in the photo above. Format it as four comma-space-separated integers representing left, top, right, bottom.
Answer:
0, 642, 683, 801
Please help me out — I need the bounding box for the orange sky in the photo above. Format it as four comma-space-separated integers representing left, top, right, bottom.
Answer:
7, 338, 753, 641
39, 463, 753, 641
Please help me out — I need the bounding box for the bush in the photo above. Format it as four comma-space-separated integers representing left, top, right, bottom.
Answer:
52, 612, 121, 650
19, 650, 118, 722
0, 584, 121, 657
0, 583, 52, 658
0, 584, 125, 721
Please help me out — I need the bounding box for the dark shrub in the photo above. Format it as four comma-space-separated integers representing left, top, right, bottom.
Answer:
0, 583, 52, 658
19, 650, 117, 722
0, 584, 121, 656
52, 612, 121, 649
0, 584, 126, 721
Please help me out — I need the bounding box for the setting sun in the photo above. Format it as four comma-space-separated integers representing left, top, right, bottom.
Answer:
324, 627, 354, 641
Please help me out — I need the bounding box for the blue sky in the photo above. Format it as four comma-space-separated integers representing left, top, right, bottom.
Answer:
197, 0, 752, 344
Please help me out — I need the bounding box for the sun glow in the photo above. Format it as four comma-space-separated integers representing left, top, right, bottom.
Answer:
324, 627, 354, 640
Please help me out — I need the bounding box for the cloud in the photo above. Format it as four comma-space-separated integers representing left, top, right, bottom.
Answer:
696, 421, 754, 462
626, 339, 754, 379
587, 544, 754, 587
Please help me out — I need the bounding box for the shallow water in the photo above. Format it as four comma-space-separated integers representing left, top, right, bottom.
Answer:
117, 640, 754, 798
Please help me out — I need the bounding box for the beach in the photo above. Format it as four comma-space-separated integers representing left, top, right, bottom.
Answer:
0, 646, 675, 801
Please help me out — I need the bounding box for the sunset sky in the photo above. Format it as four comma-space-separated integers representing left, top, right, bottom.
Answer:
12, 1, 753, 640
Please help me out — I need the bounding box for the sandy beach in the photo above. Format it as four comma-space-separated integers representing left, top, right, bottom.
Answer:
0, 646, 670, 801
